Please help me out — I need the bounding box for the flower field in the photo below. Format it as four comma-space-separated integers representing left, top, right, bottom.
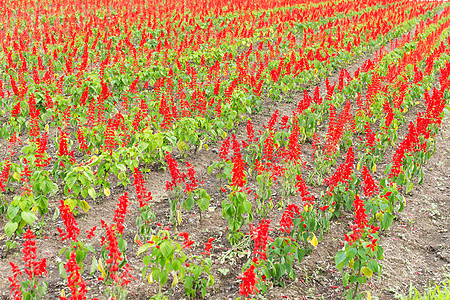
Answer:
0, 0, 450, 299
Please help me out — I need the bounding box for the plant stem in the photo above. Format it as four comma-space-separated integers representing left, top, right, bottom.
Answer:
218, 236, 250, 263
353, 243, 363, 298
353, 280, 360, 299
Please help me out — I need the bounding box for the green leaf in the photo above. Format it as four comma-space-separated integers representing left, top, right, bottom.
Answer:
376, 245, 384, 260
335, 250, 347, 271
65, 198, 76, 211
138, 141, 149, 153
65, 175, 77, 189
406, 182, 414, 194
58, 262, 67, 279
79, 200, 90, 213
118, 238, 127, 253
183, 195, 195, 212
21, 211, 36, 225
368, 260, 379, 273
79, 174, 87, 186
85, 244, 95, 253
40, 179, 51, 195
172, 259, 181, 271
7, 205, 19, 220
343, 272, 350, 286
137, 243, 153, 256
380, 212, 394, 229
218, 268, 230, 276
160, 241, 173, 258
196, 191, 210, 212
81, 188, 88, 199
243, 199, 251, 213
4, 222, 18, 237
90, 257, 98, 276
362, 266, 373, 278
143, 256, 151, 266
88, 187, 96, 200
160, 270, 168, 285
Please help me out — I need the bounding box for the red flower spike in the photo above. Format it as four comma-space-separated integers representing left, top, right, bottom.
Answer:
250, 219, 272, 261
165, 152, 185, 191
238, 263, 259, 297
133, 168, 153, 208
280, 204, 301, 234
218, 137, 230, 161
64, 251, 87, 299
113, 192, 129, 235
57, 200, 80, 242
231, 135, 246, 188
362, 166, 379, 198
86, 226, 97, 239
202, 238, 215, 256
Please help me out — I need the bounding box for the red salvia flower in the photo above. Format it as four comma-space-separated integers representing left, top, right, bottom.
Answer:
362, 166, 379, 198
178, 232, 195, 249
79, 86, 89, 106
185, 162, 199, 194
286, 116, 301, 161
57, 200, 80, 242
324, 147, 354, 191
0, 79, 4, 98
295, 173, 309, 198
280, 115, 290, 130
383, 100, 394, 129
11, 102, 21, 118
389, 122, 418, 178
165, 152, 185, 191
344, 194, 370, 246
297, 90, 311, 114
76, 127, 90, 154
64, 251, 87, 300
57, 129, 69, 157
238, 260, 259, 297
366, 237, 378, 251
231, 135, 246, 189
45, 91, 54, 109
218, 137, 230, 161
100, 220, 123, 283
103, 119, 118, 154
1, 162, 11, 187
86, 226, 97, 239
22, 229, 37, 279
319, 205, 329, 211
202, 238, 215, 256
296, 173, 314, 206
22, 229, 47, 279
10, 76, 19, 96
35, 132, 51, 168
354, 194, 368, 230
266, 109, 279, 130
262, 131, 274, 161
8, 262, 22, 300
133, 168, 152, 208
313, 85, 322, 105
113, 192, 129, 235
118, 263, 135, 287
280, 204, 301, 234
364, 122, 376, 151
231, 155, 246, 189
249, 219, 273, 261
